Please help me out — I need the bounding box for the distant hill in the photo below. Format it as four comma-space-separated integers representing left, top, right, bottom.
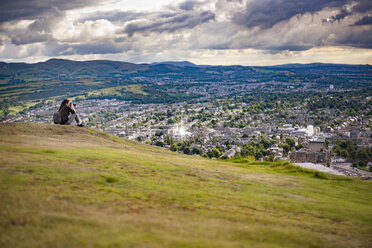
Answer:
0, 59, 211, 82
1, 58, 370, 83
263, 63, 372, 74
0, 123, 372, 247
151, 61, 199, 67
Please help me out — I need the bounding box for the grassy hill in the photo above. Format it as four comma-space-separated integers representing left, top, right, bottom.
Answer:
0, 123, 371, 248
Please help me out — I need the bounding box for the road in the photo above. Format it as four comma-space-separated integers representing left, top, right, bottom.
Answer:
331, 162, 372, 180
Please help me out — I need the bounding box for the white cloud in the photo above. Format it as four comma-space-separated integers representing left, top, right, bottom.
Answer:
0, 0, 371, 64
53, 19, 119, 43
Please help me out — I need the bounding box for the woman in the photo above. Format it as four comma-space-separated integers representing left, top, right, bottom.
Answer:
58, 99, 84, 126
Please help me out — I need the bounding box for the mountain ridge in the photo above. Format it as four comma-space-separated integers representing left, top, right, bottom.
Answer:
151, 61, 200, 67
1, 58, 370, 83
3, 58, 372, 67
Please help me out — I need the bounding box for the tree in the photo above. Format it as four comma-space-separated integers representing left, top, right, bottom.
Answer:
1, 104, 10, 118
296, 144, 304, 150
155, 131, 164, 137
207, 148, 221, 158
324, 139, 330, 149
165, 135, 174, 145
264, 155, 274, 162
285, 137, 295, 148
192, 147, 202, 155
155, 141, 164, 147
241, 145, 256, 157
183, 147, 191, 155
260, 138, 271, 149
358, 149, 370, 162
280, 143, 290, 154
170, 144, 178, 151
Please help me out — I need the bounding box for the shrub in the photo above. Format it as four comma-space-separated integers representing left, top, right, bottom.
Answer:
313, 171, 328, 179
105, 176, 117, 183
155, 141, 164, 147
192, 147, 201, 155
184, 147, 191, 155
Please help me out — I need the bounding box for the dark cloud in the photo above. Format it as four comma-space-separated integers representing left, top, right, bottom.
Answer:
123, 0, 215, 37
1, 0, 103, 46
11, 31, 52, 45
0, 0, 371, 60
335, 29, 372, 48
323, 8, 351, 24
322, 1, 372, 24
178, 0, 204, 10
11, 18, 55, 45
40, 41, 127, 57
123, 10, 215, 37
68, 42, 125, 55
353, 15, 372, 25
229, 0, 372, 52
352, 1, 372, 14
0, 0, 101, 24
232, 0, 354, 29
264, 45, 313, 52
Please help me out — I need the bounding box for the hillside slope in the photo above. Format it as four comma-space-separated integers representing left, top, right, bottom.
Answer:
0, 123, 371, 248
1, 59, 370, 83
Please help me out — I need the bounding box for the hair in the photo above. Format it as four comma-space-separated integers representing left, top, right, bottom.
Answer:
59, 99, 70, 111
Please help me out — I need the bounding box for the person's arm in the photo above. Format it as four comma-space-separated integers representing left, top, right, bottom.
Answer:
68, 103, 76, 114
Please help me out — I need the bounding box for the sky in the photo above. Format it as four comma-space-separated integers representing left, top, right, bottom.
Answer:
0, 0, 371, 65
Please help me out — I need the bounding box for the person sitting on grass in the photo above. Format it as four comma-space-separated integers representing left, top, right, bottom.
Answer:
58, 99, 84, 127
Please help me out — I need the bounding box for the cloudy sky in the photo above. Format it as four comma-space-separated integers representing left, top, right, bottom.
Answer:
0, 0, 371, 65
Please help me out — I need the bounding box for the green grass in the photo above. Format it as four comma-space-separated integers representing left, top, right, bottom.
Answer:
252, 68, 276, 73
123, 84, 148, 95
2, 100, 44, 115
0, 123, 371, 248
87, 84, 148, 97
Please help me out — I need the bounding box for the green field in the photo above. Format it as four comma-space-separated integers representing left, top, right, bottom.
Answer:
87, 84, 148, 97
0, 123, 371, 248
0, 79, 114, 115
123, 84, 148, 95
0, 80, 154, 116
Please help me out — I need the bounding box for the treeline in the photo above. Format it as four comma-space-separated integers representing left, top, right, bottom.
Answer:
153, 133, 302, 161
332, 140, 371, 168
307, 90, 371, 111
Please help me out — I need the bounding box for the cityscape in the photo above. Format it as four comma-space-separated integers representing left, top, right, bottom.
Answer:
4, 80, 371, 179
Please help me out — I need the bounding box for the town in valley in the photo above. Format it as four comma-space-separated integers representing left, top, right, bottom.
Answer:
1, 60, 371, 179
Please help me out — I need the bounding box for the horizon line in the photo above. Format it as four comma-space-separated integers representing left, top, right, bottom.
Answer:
1, 58, 371, 67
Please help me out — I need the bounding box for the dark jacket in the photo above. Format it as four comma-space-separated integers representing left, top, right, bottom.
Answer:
59, 106, 76, 124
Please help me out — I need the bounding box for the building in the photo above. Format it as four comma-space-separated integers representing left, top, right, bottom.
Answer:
307, 140, 325, 152
221, 149, 236, 159
289, 150, 330, 164
269, 144, 284, 157
220, 146, 241, 159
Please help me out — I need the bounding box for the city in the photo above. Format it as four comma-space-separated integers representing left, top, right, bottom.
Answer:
5, 85, 371, 179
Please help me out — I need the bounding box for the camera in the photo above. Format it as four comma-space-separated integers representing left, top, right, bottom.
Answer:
73, 103, 77, 106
